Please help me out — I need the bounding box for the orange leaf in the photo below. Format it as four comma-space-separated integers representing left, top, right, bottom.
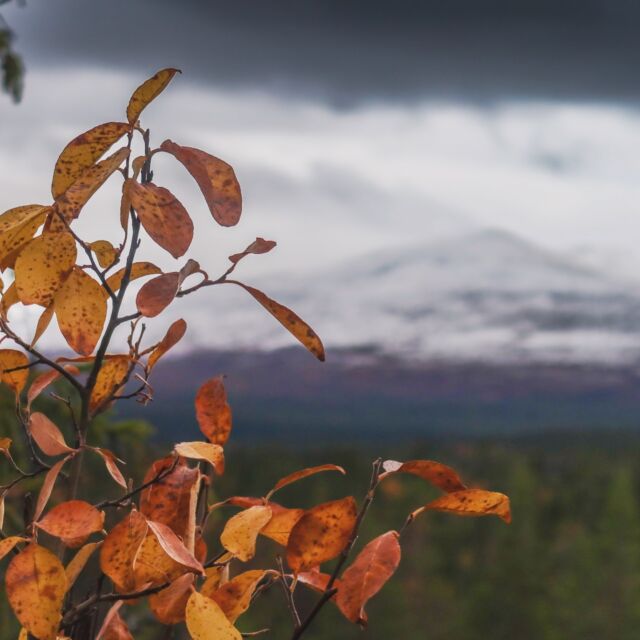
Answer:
14, 232, 76, 306
267, 464, 345, 499
208, 569, 268, 623
135, 271, 179, 317
36, 500, 105, 546
31, 303, 55, 347
133, 530, 189, 589
175, 441, 225, 475
54, 267, 107, 355
381, 459, 467, 493
186, 591, 242, 640
0, 536, 26, 562
418, 489, 512, 523
220, 506, 272, 562
33, 455, 72, 522
99, 509, 148, 592
126, 68, 180, 125
98, 608, 133, 640
88, 447, 127, 489
89, 240, 118, 269
286, 496, 357, 574
128, 181, 194, 258
231, 282, 325, 361
225, 237, 276, 276
65, 541, 102, 591
148, 318, 187, 371
148, 573, 194, 625
147, 519, 204, 575
160, 139, 242, 226
0, 282, 20, 319
0, 348, 29, 396
105, 261, 161, 293
335, 530, 401, 625
51, 122, 130, 198
6, 543, 67, 640
29, 412, 75, 456
195, 376, 232, 445
27, 365, 80, 410
0, 204, 48, 264
298, 568, 337, 594
89, 355, 131, 413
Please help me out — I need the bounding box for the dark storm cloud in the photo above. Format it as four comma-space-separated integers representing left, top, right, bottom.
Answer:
6, 0, 640, 104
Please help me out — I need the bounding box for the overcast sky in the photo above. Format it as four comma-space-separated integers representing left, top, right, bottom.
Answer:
1, 1, 640, 351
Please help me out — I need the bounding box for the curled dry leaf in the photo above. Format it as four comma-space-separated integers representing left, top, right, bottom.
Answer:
220, 505, 272, 562
335, 530, 401, 625
231, 282, 325, 361
33, 455, 72, 522
195, 376, 232, 445
417, 489, 512, 523
100, 509, 148, 592
0, 536, 26, 562
225, 237, 276, 276
186, 591, 242, 640
267, 464, 346, 499
90, 240, 117, 268
89, 355, 131, 413
36, 500, 105, 547
298, 568, 338, 594
105, 261, 161, 294
88, 447, 127, 489
54, 267, 107, 356
148, 318, 187, 371
14, 232, 76, 306
27, 365, 80, 409
65, 541, 102, 591
128, 181, 194, 258
208, 569, 268, 623
175, 441, 225, 475
0, 204, 48, 265
51, 122, 130, 199
381, 459, 467, 493
286, 496, 358, 574
0, 348, 29, 396
127, 67, 180, 124
6, 543, 67, 640
146, 519, 204, 575
160, 139, 242, 227
29, 412, 75, 456
148, 573, 194, 625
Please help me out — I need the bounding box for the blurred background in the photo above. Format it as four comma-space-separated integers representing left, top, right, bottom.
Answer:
2, 1, 640, 638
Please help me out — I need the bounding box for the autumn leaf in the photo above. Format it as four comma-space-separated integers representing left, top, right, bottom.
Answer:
88, 447, 127, 489
229, 282, 325, 361
100, 509, 148, 593
90, 240, 118, 268
335, 530, 401, 625
148, 573, 194, 625
195, 376, 232, 445
225, 237, 276, 276
27, 365, 80, 410
6, 543, 67, 640
160, 139, 242, 227
54, 267, 107, 355
0, 282, 20, 319
65, 541, 102, 591
208, 569, 268, 623
381, 459, 467, 493
89, 355, 131, 413
29, 412, 75, 456
416, 489, 512, 523
135, 260, 199, 317
185, 591, 242, 640
146, 519, 204, 575
286, 496, 357, 574
267, 464, 346, 499
0, 204, 48, 264
128, 181, 194, 258
0, 535, 26, 562
51, 122, 130, 199
105, 261, 161, 293
133, 531, 190, 589
298, 568, 338, 594
33, 455, 72, 522
0, 348, 29, 396
127, 68, 180, 125
220, 505, 272, 562
98, 607, 134, 640
147, 318, 187, 371
175, 441, 225, 475
36, 500, 105, 547
31, 303, 55, 346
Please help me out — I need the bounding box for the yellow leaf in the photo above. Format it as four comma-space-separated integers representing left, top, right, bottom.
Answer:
175, 441, 225, 475
89, 240, 118, 269
15, 232, 76, 306
65, 541, 101, 591
0, 536, 26, 561
0, 349, 29, 396
105, 260, 161, 294
54, 267, 107, 355
418, 489, 512, 523
31, 303, 55, 347
0, 205, 48, 265
126, 68, 180, 125
220, 505, 272, 562
89, 356, 131, 414
185, 591, 242, 640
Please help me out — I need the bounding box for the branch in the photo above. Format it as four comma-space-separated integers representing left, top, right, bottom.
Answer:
277, 555, 301, 630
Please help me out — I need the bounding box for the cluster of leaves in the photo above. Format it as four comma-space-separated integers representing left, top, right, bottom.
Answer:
0, 69, 511, 639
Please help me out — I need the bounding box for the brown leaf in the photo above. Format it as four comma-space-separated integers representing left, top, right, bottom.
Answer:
220, 505, 272, 562
0, 348, 29, 396
186, 591, 242, 640
0, 535, 26, 561
231, 282, 325, 361
148, 573, 194, 625
14, 232, 76, 306
29, 412, 75, 456
195, 376, 232, 445
175, 441, 225, 475
0, 205, 48, 264
51, 122, 130, 198
286, 496, 357, 574
88, 447, 127, 489
36, 500, 105, 546
6, 543, 67, 640
135, 271, 179, 317
54, 267, 107, 355
417, 489, 512, 523
65, 541, 102, 591
89, 355, 131, 413
99, 509, 148, 592
225, 237, 276, 276
105, 261, 161, 293
148, 318, 187, 371
381, 459, 467, 493
208, 569, 268, 623
298, 568, 337, 594
160, 139, 242, 226
127, 68, 180, 124
33, 455, 72, 522
267, 464, 346, 498
129, 181, 194, 258
90, 240, 118, 269
335, 530, 401, 625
